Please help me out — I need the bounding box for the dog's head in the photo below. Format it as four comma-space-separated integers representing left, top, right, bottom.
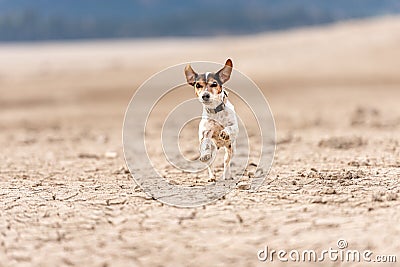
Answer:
184, 59, 233, 108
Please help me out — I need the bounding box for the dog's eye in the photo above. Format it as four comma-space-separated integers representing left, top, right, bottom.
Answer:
195, 83, 202, 89
210, 82, 218, 87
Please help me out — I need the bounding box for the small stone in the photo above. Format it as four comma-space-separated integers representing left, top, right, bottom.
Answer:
254, 168, 263, 177
105, 151, 118, 159
237, 182, 250, 190
386, 192, 398, 201
97, 135, 109, 144
372, 193, 383, 202
78, 153, 99, 159
321, 188, 336, 195
311, 197, 327, 204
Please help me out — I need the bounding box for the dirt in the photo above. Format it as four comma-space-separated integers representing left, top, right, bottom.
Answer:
0, 17, 399, 266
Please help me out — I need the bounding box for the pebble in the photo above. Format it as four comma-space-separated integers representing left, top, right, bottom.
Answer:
237, 182, 250, 190
105, 151, 118, 159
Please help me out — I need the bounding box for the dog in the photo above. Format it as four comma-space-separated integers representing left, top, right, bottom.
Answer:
184, 59, 239, 181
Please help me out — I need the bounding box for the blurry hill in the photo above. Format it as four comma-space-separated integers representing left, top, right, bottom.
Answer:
0, 0, 399, 41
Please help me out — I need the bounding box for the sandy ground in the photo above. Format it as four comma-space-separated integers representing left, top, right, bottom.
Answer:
0, 16, 400, 266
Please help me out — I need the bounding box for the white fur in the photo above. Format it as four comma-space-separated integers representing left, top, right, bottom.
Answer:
198, 97, 239, 180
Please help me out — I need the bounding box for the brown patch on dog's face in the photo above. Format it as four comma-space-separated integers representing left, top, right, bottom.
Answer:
184, 59, 233, 106
193, 73, 222, 97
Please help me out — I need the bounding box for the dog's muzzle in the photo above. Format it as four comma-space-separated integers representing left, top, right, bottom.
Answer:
202, 93, 210, 101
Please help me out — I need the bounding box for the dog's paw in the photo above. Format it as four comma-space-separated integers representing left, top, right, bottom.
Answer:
219, 130, 230, 140
222, 169, 233, 180
199, 153, 212, 162
222, 174, 233, 180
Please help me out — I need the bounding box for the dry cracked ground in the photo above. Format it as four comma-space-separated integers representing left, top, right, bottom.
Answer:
0, 17, 399, 266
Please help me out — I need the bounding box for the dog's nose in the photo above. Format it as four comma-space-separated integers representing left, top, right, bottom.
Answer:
202, 93, 210, 101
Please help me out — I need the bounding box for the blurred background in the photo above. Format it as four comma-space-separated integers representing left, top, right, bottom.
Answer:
1, 0, 400, 41
1, 0, 399, 132
1, 1, 400, 266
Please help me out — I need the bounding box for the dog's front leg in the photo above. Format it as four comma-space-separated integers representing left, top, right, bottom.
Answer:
199, 130, 215, 162
207, 161, 215, 182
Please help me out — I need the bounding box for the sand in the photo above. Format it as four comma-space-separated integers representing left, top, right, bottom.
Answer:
0, 16, 399, 266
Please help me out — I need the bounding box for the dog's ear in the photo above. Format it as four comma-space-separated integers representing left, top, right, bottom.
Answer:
184, 64, 197, 86
217, 59, 233, 84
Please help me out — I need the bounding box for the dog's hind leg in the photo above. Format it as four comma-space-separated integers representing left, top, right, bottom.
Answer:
223, 143, 234, 180
207, 162, 216, 182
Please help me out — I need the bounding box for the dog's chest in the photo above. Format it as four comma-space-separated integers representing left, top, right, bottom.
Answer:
200, 108, 235, 148
209, 110, 231, 126
201, 119, 228, 148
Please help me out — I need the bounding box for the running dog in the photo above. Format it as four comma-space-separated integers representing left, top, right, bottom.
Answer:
184, 59, 239, 181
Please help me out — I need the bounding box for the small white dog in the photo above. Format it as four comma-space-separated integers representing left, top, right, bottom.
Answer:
184, 59, 239, 181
